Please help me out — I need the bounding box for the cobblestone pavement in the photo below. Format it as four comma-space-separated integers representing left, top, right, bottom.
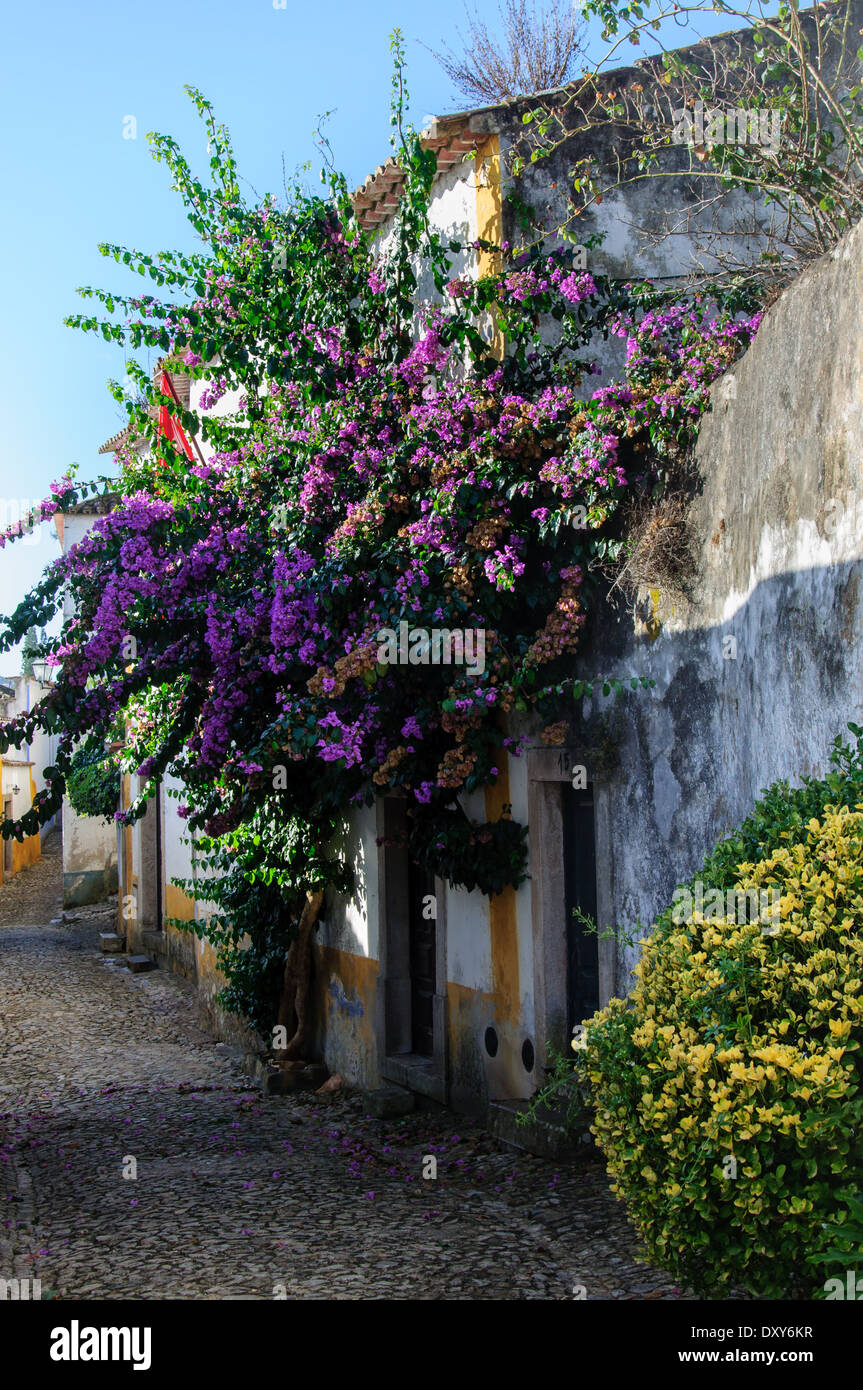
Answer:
0, 828, 66, 928
0, 835, 690, 1300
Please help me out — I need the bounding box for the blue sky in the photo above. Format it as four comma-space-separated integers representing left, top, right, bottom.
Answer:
0, 0, 748, 661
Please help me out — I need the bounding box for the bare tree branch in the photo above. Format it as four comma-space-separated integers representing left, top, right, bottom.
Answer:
426, 0, 589, 104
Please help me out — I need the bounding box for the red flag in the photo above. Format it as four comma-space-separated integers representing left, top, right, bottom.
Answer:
158, 371, 195, 464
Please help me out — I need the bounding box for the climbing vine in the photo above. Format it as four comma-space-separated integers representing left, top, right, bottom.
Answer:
65, 734, 122, 823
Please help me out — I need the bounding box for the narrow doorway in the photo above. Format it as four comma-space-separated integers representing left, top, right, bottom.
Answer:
562, 780, 600, 1032
380, 797, 446, 1100
3, 799, 12, 875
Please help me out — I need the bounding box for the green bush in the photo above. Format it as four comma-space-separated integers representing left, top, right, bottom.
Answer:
571, 725, 863, 1297
168, 804, 353, 1037
66, 737, 121, 822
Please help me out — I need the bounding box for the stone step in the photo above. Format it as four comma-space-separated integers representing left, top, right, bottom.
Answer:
363, 1084, 414, 1119
487, 1099, 592, 1160
124, 955, 156, 974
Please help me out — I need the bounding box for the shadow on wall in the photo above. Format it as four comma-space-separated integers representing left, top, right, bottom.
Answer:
63, 863, 119, 908
578, 556, 862, 991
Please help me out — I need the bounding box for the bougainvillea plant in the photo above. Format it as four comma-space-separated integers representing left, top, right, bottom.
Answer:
0, 45, 762, 1034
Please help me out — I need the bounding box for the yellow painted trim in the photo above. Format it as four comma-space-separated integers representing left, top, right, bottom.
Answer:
164, 881, 196, 924
484, 753, 520, 1024
315, 944, 379, 998
474, 134, 505, 361
313, 945, 378, 1055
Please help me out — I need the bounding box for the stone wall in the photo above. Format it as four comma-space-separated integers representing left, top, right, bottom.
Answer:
578, 217, 863, 989
482, 0, 863, 381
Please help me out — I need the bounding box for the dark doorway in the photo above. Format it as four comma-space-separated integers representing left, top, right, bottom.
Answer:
407, 859, 436, 1057
380, 798, 446, 1102
137, 786, 163, 934
3, 799, 12, 875
562, 781, 600, 1032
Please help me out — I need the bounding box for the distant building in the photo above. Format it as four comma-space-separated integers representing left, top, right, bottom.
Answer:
0, 672, 57, 886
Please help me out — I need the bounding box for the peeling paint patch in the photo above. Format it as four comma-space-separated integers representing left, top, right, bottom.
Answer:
328, 976, 364, 1018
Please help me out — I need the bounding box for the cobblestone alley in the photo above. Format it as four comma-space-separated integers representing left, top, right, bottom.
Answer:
0, 835, 686, 1300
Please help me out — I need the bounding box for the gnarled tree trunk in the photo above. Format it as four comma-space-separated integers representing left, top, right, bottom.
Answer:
273, 889, 323, 1060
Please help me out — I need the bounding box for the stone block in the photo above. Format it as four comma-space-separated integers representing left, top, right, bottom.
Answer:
259, 1061, 329, 1095
261, 1067, 286, 1096
125, 955, 156, 973
99, 933, 125, 954
487, 1099, 589, 1160
363, 1084, 414, 1119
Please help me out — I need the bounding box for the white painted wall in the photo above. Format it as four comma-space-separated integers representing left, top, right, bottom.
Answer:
317, 806, 380, 960
162, 771, 195, 891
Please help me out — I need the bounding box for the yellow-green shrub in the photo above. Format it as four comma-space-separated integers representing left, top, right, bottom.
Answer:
582, 804, 863, 1298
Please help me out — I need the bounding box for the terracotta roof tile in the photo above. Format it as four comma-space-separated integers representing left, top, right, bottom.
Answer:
351, 116, 490, 230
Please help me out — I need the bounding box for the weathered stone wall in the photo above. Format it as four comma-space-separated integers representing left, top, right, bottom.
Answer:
576, 217, 863, 989
491, 0, 863, 264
